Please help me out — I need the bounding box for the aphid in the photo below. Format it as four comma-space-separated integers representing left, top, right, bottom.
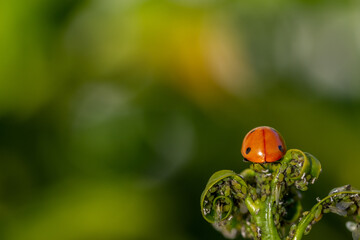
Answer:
241, 126, 287, 163
329, 185, 352, 195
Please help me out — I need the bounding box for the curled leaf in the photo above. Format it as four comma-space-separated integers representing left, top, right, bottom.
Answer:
281, 149, 321, 190
282, 149, 310, 180
200, 170, 248, 224
283, 194, 303, 223
305, 152, 321, 181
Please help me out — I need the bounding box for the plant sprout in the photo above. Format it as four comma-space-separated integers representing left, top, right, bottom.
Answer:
200, 146, 360, 239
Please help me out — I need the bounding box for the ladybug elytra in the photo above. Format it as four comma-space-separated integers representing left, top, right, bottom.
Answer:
241, 126, 286, 163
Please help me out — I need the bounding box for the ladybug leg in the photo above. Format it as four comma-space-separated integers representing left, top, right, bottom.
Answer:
243, 158, 250, 162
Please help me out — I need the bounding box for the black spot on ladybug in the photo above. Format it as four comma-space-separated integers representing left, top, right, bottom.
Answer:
278, 145, 283, 152
246, 147, 251, 154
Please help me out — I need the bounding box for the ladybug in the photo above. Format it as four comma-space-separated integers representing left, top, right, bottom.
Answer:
241, 126, 286, 163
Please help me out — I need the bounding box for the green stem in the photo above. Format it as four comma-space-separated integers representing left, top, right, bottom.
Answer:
244, 186, 281, 240
245, 195, 258, 216
265, 166, 284, 240
292, 212, 314, 240
264, 199, 281, 240
251, 200, 281, 240
248, 165, 284, 240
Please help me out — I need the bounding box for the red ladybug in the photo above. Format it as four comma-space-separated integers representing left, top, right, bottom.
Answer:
241, 126, 286, 163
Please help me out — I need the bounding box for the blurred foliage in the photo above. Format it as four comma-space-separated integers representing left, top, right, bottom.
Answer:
1, 0, 360, 239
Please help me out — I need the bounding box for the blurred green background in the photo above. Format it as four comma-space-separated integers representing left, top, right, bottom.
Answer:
1, 0, 360, 239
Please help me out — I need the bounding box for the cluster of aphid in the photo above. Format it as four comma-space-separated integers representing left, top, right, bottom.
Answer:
201, 176, 245, 219
248, 163, 304, 230
201, 126, 360, 240
201, 171, 251, 238
287, 185, 360, 239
